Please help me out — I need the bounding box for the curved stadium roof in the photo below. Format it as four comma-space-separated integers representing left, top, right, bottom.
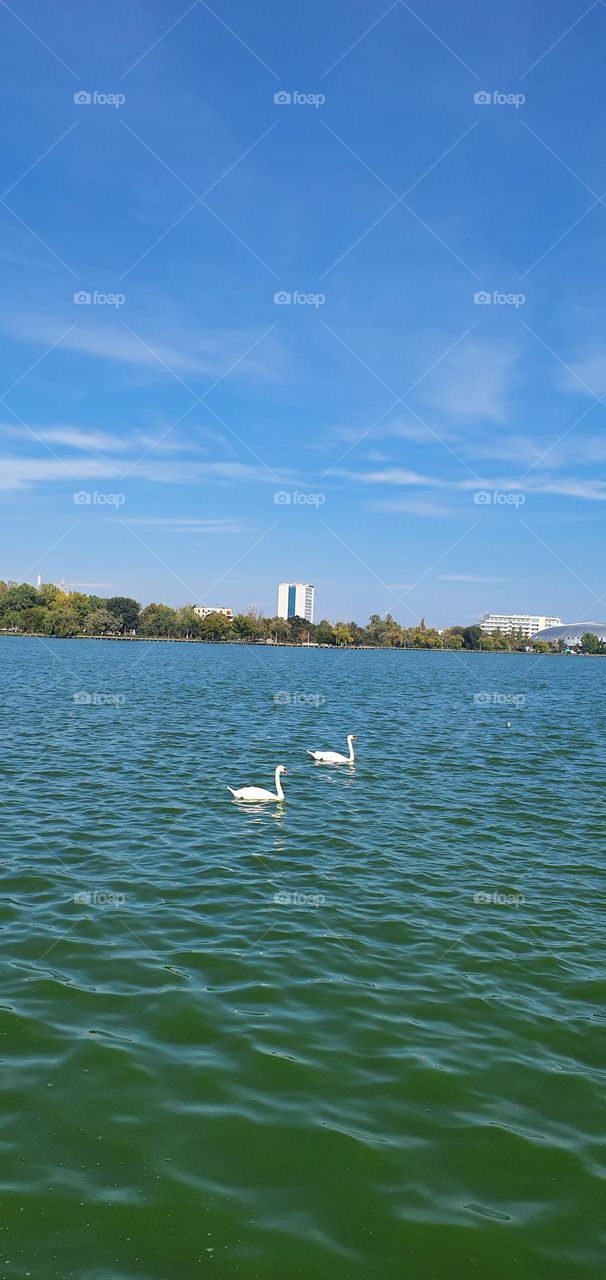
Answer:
533, 622, 606, 644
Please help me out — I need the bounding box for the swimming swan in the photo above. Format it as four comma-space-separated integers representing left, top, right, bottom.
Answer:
228, 765, 287, 802
306, 735, 356, 764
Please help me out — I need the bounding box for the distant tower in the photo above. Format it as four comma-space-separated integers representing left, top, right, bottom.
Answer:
277, 582, 315, 623
36, 575, 42, 588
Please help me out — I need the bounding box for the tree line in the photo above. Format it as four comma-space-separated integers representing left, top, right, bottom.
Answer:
0, 582, 600, 652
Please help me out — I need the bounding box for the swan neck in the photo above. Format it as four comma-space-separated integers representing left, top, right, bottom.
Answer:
275, 767, 284, 799
347, 736, 355, 761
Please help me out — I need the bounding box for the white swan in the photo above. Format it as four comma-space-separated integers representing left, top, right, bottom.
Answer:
228, 765, 287, 802
307, 734, 356, 764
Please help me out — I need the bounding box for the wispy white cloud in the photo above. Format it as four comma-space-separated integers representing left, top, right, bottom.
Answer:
457, 475, 606, 501
437, 574, 509, 583
0, 312, 282, 382
463, 430, 606, 469
560, 351, 606, 398
0, 420, 235, 457
421, 341, 519, 424
123, 517, 249, 534
369, 498, 462, 518
337, 466, 442, 487
345, 465, 606, 502
384, 420, 455, 443
0, 424, 132, 452
0, 455, 291, 490
333, 418, 452, 446
464, 434, 545, 465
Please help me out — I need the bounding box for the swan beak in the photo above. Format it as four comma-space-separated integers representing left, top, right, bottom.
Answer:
283, 769, 288, 774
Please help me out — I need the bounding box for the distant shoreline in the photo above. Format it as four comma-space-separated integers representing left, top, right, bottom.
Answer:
0, 632, 578, 653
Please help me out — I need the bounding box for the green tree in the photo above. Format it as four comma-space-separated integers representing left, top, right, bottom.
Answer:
106, 596, 140, 633
288, 614, 317, 643
44, 604, 81, 637
417, 628, 443, 649
333, 622, 354, 646
38, 583, 62, 608
199, 611, 234, 641
462, 625, 483, 650
86, 608, 121, 636
66, 592, 91, 628
232, 612, 262, 640
442, 628, 464, 649
17, 606, 48, 633
265, 616, 291, 643
315, 619, 336, 645
581, 632, 605, 654
1, 611, 23, 631
0, 583, 39, 617
139, 604, 179, 637
176, 607, 203, 639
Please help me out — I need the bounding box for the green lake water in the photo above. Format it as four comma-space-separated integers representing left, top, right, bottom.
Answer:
1, 637, 604, 1279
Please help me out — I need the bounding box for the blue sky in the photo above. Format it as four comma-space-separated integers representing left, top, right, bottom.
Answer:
1, 0, 605, 626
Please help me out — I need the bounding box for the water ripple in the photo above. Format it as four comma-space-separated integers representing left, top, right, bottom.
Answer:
1, 640, 605, 1279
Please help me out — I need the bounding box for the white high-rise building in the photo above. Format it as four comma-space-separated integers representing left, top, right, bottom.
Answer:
277, 582, 315, 623
480, 612, 561, 638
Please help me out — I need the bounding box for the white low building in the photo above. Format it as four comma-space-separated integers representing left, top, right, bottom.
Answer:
193, 606, 233, 620
480, 612, 561, 638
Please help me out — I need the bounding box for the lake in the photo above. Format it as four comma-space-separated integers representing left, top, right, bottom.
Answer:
1, 638, 604, 1279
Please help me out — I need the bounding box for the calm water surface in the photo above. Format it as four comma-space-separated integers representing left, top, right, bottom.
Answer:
1, 638, 604, 1279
